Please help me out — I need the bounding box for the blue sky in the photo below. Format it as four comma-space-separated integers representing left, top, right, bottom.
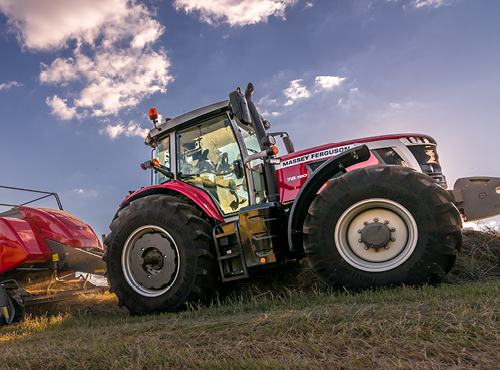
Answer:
0, 0, 499, 238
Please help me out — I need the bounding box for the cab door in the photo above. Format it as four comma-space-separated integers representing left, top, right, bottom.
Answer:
176, 114, 250, 216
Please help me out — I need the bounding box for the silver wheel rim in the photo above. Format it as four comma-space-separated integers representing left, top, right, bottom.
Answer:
334, 198, 418, 272
122, 225, 180, 297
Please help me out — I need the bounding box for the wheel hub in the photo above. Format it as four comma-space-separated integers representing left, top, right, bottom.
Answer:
335, 199, 418, 272
360, 221, 392, 249
123, 226, 179, 294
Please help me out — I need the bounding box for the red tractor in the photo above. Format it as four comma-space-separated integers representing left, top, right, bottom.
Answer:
0, 186, 106, 326
103, 83, 500, 315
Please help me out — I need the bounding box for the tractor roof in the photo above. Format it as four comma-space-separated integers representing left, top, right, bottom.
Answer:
145, 100, 230, 147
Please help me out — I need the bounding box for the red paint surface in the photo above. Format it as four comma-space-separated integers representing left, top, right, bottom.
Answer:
277, 151, 380, 202
0, 207, 102, 274
277, 133, 430, 162
122, 180, 224, 222
18, 207, 101, 249
0, 217, 52, 274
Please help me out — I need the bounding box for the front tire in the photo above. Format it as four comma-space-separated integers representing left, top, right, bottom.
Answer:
103, 195, 218, 315
303, 165, 462, 289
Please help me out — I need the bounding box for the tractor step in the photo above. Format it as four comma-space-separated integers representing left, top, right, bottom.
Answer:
213, 221, 249, 282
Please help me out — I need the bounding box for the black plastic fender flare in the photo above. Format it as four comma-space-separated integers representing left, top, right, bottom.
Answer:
287, 145, 371, 253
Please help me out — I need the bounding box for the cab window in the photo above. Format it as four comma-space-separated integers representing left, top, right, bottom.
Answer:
176, 115, 249, 215
153, 135, 170, 185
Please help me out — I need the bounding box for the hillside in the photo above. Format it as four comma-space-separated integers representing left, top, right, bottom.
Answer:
1, 229, 499, 369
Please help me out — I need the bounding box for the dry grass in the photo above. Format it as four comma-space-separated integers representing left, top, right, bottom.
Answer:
445, 228, 500, 283
1, 230, 500, 369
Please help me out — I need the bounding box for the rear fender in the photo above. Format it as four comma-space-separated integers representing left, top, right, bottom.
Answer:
287, 145, 371, 252
115, 180, 223, 222
448, 177, 500, 221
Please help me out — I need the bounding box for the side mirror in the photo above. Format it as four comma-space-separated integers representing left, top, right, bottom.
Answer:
141, 159, 174, 179
233, 159, 244, 179
229, 87, 251, 125
283, 136, 295, 153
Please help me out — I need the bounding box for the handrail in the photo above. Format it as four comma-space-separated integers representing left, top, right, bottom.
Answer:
0, 185, 63, 210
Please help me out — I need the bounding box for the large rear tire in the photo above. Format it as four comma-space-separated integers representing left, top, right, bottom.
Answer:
303, 165, 462, 288
103, 195, 218, 315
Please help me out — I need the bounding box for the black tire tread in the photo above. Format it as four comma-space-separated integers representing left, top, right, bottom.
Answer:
103, 194, 218, 315
303, 165, 462, 289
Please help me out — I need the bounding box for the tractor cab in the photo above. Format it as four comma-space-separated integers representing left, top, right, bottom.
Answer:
145, 102, 271, 218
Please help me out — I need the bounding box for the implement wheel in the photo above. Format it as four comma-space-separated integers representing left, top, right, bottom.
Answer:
103, 195, 218, 315
303, 165, 462, 288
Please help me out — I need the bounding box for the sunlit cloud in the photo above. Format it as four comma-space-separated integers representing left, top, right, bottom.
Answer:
315, 75, 346, 91
0, 0, 129, 50
0, 0, 172, 120
173, 0, 297, 26
282, 75, 346, 106
46, 95, 83, 120
99, 121, 149, 140
283, 79, 311, 106
408, 0, 455, 9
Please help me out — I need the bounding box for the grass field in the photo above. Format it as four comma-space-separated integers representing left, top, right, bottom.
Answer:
1, 229, 499, 369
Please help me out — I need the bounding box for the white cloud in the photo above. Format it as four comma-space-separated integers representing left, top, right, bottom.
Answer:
258, 95, 277, 106
67, 47, 172, 117
0, 80, 23, 91
46, 95, 82, 120
283, 79, 311, 106
282, 75, 346, 106
0, 0, 130, 51
173, 0, 298, 26
0, 0, 172, 120
314, 75, 346, 90
40, 58, 78, 85
73, 188, 98, 197
99, 121, 149, 140
409, 0, 455, 8
338, 87, 362, 110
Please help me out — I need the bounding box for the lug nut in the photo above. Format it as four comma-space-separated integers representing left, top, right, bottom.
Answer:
390, 228, 396, 232
373, 218, 379, 222
358, 238, 363, 243
384, 220, 389, 224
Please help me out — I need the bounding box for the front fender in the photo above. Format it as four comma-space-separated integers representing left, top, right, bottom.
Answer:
113, 181, 224, 223
287, 145, 371, 253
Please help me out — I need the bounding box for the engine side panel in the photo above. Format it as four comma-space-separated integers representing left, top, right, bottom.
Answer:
276, 133, 441, 203
277, 145, 381, 203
